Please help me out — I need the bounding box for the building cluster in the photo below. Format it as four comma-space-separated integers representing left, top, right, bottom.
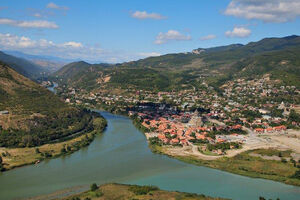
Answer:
52, 74, 299, 154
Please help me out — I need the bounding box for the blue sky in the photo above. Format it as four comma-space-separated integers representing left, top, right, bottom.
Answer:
0, 0, 300, 63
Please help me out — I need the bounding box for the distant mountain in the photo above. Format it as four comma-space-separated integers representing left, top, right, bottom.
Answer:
4, 50, 76, 63
0, 51, 47, 79
54, 35, 300, 91
0, 62, 95, 147
3, 51, 72, 72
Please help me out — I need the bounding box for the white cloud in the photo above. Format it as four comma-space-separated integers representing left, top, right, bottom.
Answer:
200, 34, 216, 40
0, 33, 161, 63
17, 20, 58, 29
63, 41, 83, 48
131, 11, 166, 20
225, 27, 251, 38
224, 0, 300, 23
0, 18, 15, 25
0, 18, 58, 29
155, 30, 191, 44
26, 8, 55, 19
33, 13, 42, 18
46, 2, 69, 10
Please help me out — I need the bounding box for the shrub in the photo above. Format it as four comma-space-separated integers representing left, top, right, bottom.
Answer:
129, 185, 159, 195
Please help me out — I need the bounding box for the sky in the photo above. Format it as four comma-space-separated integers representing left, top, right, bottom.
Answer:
0, 0, 300, 63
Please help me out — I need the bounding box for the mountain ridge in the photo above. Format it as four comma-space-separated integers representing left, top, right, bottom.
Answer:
53, 35, 300, 91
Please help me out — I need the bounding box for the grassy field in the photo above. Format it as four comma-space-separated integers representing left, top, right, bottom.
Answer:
150, 145, 300, 186
250, 148, 292, 157
0, 117, 106, 171
60, 183, 228, 200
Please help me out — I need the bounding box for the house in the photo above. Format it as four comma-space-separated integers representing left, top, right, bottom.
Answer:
170, 138, 179, 144
266, 127, 273, 133
0, 110, 9, 115
254, 128, 264, 134
180, 139, 189, 145
274, 125, 286, 132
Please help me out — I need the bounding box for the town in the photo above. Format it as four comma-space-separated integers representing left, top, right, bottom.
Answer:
50, 74, 300, 159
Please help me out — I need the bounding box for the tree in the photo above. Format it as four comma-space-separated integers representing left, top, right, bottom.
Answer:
0, 155, 3, 172
291, 158, 297, 167
60, 147, 67, 154
90, 183, 98, 191
281, 158, 287, 163
291, 170, 300, 179
35, 148, 40, 154
289, 109, 300, 123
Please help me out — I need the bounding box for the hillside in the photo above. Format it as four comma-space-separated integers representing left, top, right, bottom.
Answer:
0, 62, 98, 147
53, 35, 300, 92
0, 51, 48, 79
54, 61, 91, 80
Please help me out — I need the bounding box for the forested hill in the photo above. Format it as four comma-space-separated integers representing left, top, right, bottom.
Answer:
0, 62, 97, 147
53, 35, 300, 91
0, 51, 47, 80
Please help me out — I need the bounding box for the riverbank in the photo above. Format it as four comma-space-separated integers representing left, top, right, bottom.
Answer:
150, 144, 300, 186
130, 116, 300, 186
0, 116, 107, 171
59, 183, 228, 200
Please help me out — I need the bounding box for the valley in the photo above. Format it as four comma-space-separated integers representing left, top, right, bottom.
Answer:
0, 35, 299, 200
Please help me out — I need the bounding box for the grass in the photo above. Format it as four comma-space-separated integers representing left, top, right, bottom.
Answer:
62, 183, 228, 200
199, 149, 219, 156
250, 148, 292, 157
151, 144, 300, 186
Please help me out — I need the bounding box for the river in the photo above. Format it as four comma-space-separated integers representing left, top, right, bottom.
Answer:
47, 83, 58, 94
0, 111, 299, 200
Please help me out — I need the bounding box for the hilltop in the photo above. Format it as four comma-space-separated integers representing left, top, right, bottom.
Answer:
53, 35, 300, 92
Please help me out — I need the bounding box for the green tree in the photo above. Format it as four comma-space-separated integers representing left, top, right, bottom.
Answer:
291, 158, 297, 167
60, 147, 67, 154
35, 148, 40, 154
291, 170, 300, 179
90, 183, 98, 191
289, 109, 300, 123
0, 155, 3, 171
281, 158, 287, 163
